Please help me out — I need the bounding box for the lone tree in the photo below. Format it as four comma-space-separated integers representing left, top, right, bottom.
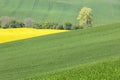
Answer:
77, 7, 93, 27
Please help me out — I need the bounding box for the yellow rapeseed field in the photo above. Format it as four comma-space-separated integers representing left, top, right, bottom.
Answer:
0, 28, 68, 44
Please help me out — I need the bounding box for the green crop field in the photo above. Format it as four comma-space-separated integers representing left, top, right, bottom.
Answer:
25, 57, 120, 80
0, 0, 120, 25
0, 23, 120, 80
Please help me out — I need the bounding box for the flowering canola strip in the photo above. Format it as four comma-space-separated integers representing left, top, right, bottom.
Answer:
0, 28, 68, 43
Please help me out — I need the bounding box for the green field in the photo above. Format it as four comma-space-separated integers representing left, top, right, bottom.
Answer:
0, 23, 120, 80
0, 0, 120, 25
25, 57, 120, 80
0, 0, 120, 80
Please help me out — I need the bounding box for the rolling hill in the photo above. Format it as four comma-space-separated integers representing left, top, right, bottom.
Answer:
0, 0, 120, 25
25, 57, 120, 80
0, 23, 120, 80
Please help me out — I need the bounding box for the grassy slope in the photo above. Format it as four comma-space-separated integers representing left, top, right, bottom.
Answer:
0, 0, 120, 25
25, 57, 120, 80
0, 23, 120, 80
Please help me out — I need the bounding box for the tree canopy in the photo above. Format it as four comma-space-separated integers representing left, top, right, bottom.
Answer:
77, 7, 93, 27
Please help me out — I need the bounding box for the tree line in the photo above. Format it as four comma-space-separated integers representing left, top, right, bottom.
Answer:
0, 17, 83, 30
0, 7, 93, 30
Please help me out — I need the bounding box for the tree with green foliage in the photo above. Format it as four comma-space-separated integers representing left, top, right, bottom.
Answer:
56, 24, 64, 30
72, 24, 83, 30
63, 22, 72, 30
77, 7, 93, 27
9, 20, 25, 28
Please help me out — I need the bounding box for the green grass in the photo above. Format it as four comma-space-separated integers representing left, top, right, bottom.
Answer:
25, 57, 120, 80
0, 23, 120, 80
0, 0, 120, 25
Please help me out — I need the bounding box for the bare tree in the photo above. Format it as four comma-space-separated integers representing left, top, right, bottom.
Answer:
0, 16, 15, 28
24, 18, 34, 27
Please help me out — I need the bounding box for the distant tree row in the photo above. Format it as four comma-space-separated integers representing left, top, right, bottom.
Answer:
0, 7, 93, 30
0, 17, 83, 30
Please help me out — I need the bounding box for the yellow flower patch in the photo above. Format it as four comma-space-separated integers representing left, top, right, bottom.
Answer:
0, 28, 68, 44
